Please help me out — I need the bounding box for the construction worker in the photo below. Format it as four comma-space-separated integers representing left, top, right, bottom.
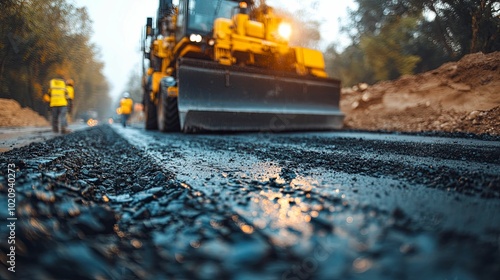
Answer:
65, 79, 75, 115
43, 78, 70, 133
119, 92, 134, 127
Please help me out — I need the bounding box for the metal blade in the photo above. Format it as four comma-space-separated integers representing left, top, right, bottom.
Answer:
177, 58, 344, 132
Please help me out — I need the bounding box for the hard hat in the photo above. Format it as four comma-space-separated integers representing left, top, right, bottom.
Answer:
66, 79, 74, 86
164, 76, 176, 87
123, 92, 130, 98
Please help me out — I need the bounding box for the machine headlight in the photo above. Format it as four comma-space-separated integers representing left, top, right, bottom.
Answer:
278, 22, 292, 41
189, 34, 203, 43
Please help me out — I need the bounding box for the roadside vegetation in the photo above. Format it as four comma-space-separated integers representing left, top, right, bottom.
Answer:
0, 0, 111, 119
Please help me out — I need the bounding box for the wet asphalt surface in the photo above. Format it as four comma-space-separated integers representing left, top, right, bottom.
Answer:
0, 124, 499, 279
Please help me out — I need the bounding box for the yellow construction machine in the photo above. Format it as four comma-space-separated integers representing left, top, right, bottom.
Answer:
142, 0, 343, 132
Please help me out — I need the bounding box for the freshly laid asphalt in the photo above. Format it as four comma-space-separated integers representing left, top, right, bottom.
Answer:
1, 124, 499, 279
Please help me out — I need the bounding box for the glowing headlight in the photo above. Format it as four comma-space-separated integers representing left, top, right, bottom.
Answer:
278, 22, 292, 40
189, 34, 203, 43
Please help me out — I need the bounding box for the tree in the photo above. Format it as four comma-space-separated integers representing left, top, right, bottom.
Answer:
360, 16, 421, 81
0, 0, 110, 119
325, 43, 376, 87
332, 0, 500, 86
422, 0, 500, 57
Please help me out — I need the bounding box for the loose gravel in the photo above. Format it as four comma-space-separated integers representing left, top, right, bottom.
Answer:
0, 125, 499, 279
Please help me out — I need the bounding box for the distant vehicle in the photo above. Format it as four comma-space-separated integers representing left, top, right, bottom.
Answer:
77, 110, 99, 126
86, 118, 99, 127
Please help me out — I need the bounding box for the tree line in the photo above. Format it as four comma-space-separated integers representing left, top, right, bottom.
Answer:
0, 0, 110, 119
326, 0, 500, 86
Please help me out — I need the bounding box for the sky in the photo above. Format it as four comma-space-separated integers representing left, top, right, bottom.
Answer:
73, 0, 355, 100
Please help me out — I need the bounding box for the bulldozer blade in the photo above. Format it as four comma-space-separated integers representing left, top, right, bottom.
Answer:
177, 58, 344, 132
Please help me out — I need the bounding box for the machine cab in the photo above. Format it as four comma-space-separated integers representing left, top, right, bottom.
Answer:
176, 0, 240, 39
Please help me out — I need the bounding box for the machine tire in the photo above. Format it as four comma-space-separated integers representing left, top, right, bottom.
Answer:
157, 84, 181, 132
144, 92, 158, 130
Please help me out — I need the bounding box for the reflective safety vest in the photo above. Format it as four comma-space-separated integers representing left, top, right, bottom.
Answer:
120, 97, 134, 115
66, 85, 74, 100
48, 79, 68, 107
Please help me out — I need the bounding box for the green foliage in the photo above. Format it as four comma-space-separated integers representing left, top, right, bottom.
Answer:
422, 0, 500, 56
326, 44, 376, 86
360, 16, 421, 81
326, 0, 500, 86
0, 0, 110, 119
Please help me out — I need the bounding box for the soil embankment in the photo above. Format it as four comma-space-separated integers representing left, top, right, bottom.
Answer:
341, 52, 500, 135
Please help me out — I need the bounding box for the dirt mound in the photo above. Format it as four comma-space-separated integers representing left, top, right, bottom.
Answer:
342, 51, 500, 135
0, 98, 49, 127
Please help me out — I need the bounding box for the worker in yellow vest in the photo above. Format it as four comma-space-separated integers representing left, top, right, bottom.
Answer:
119, 92, 134, 127
43, 78, 70, 133
65, 79, 75, 114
